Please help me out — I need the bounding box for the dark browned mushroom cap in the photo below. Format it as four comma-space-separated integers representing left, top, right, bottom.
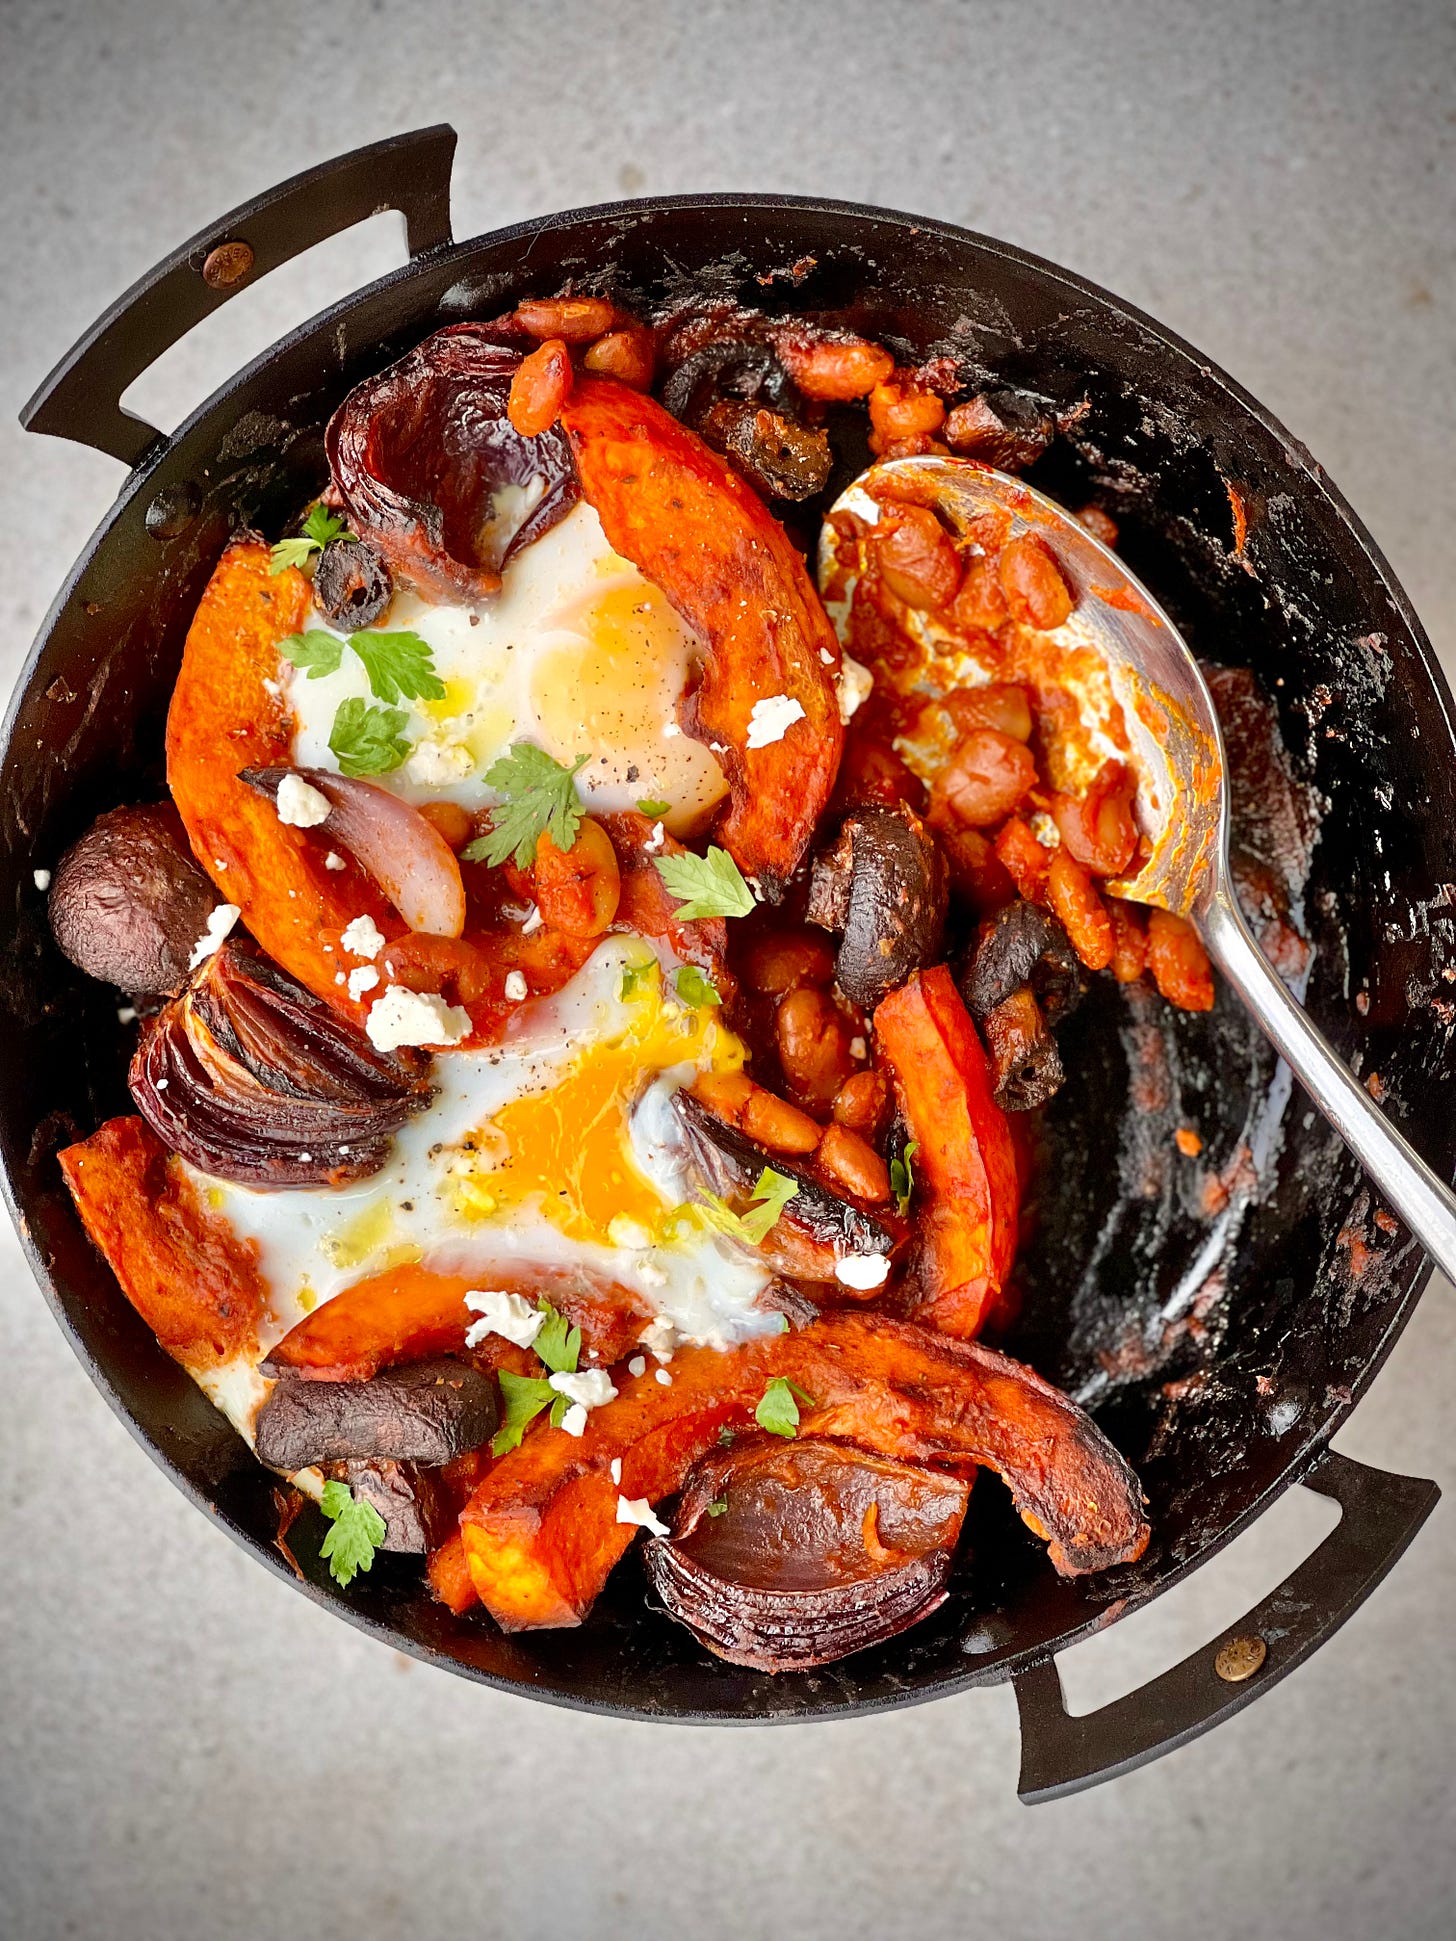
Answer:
644, 1434, 969, 1670
311, 535, 393, 630
129, 936, 434, 1186
698, 400, 832, 502
320, 1458, 456, 1554
806, 805, 948, 1010
943, 387, 1056, 472
981, 986, 1065, 1112
48, 802, 218, 995
255, 1358, 496, 1470
325, 323, 580, 602
957, 898, 1084, 1026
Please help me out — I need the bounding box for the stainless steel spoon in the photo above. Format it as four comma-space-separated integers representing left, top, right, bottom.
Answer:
821, 455, 1456, 1274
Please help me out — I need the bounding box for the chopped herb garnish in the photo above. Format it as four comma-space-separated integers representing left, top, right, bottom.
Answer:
755, 1376, 817, 1440
269, 504, 349, 576
673, 965, 721, 1009
533, 1300, 581, 1377
318, 1478, 386, 1587
636, 798, 670, 817
349, 629, 446, 706
491, 1369, 557, 1457
890, 1139, 920, 1217
717, 1425, 738, 1446
280, 630, 345, 679
463, 742, 589, 869
696, 1166, 799, 1246
620, 958, 658, 1000
328, 698, 411, 777
706, 1496, 729, 1517
653, 846, 756, 921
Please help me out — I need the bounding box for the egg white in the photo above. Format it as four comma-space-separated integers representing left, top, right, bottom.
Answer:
288, 501, 728, 835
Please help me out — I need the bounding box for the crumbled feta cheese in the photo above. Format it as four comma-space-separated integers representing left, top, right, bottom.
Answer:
548, 1369, 618, 1411
366, 986, 471, 1051
335, 972, 345, 985
662, 722, 681, 738
521, 904, 543, 936
324, 851, 346, 871
628, 1355, 647, 1378
835, 653, 874, 724
341, 914, 386, 960
32, 868, 51, 892
463, 1288, 544, 1350
347, 965, 380, 1001
610, 1458, 622, 1485
820, 647, 836, 666
154, 1077, 168, 1090
835, 1252, 891, 1290
406, 735, 474, 786
559, 1403, 588, 1437
639, 1316, 677, 1364
116, 1006, 136, 1024
503, 969, 529, 1003
297, 1152, 312, 1163
746, 694, 807, 748
608, 1215, 653, 1250
655, 1367, 673, 1386
188, 903, 240, 969
616, 1495, 670, 1537
274, 773, 331, 828
644, 820, 665, 852
849, 1036, 867, 1060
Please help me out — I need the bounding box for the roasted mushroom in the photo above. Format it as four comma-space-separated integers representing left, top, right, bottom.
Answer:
321, 1459, 456, 1553
980, 985, 1065, 1112
644, 1434, 969, 1670
255, 1357, 496, 1470
806, 805, 948, 1009
956, 898, 1084, 1026
311, 535, 393, 630
326, 324, 581, 601
129, 936, 435, 1186
942, 388, 1055, 471
660, 334, 830, 501
48, 802, 219, 995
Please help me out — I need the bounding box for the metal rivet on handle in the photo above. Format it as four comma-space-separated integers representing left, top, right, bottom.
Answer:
201, 239, 254, 289
1214, 1635, 1268, 1683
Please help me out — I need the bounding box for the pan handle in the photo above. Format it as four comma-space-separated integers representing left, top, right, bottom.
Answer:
1012, 1447, 1438, 1803
19, 124, 458, 469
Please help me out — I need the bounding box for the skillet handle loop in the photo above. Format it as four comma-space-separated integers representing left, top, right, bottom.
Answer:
1011, 1448, 1438, 1803
19, 124, 458, 470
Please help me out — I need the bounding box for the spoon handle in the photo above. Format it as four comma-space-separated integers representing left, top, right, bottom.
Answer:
1200, 887, 1456, 1274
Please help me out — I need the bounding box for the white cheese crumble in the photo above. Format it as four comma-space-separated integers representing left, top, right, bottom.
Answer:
463, 1289, 544, 1350
662, 722, 681, 739
548, 1369, 618, 1411
610, 1458, 622, 1485
616, 1496, 670, 1537
655, 1368, 673, 1386
365, 986, 471, 1051
559, 1403, 588, 1437
341, 914, 386, 960
188, 903, 240, 969
520, 904, 543, 936
274, 773, 331, 828
503, 969, 529, 1003
32, 868, 51, 892
644, 820, 665, 852
628, 1355, 647, 1378
746, 693, 807, 748
347, 965, 380, 1001
639, 1316, 677, 1364
834, 1252, 891, 1290
324, 851, 346, 871
820, 647, 836, 666
116, 1006, 136, 1024
849, 1036, 867, 1060
835, 653, 874, 724
406, 735, 474, 786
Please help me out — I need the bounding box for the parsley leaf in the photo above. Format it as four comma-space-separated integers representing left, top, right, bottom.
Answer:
718, 1425, 737, 1446
707, 1496, 729, 1517
890, 1139, 920, 1217
755, 1376, 817, 1440
464, 742, 589, 869
673, 965, 721, 1009
533, 1300, 581, 1377
620, 959, 658, 1001
328, 698, 412, 777
280, 629, 345, 679
318, 1478, 387, 1587
654, 846, 756, 921
696, 1166, 799, 1247
492, 1369, 557, 1456
269, 505, 349, 576
349, 629, 446, 706
636, 798, 670, 817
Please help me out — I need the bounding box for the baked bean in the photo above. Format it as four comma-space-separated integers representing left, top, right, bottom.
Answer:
381, 933, 494, 1007
993, 817, 1051, 900
874, 505, 962, 610
1106, 898, 1149, 983
532, 817, 620, 937
507, 338, 573, 437
1077, 505, 1120, 547
691, 1070, 754, 1124
949, 555, 1010, 634
776, 985, 856, 1113
876, 434, 946, 460
930, 728, 1037, 828
868, 381, 946, 455
938, 824, 1018, 914
1047, 848, 1113, 971
816, 1122, 891, 1204
582, 325, 655, 389
776, 333, 894, 400
514, 296, 618, 343
999, 533, 1074, 630
943, 682, 1033, 742
831, 1069, 891, 1141
743, 930, 836, 997
1147, 908, 1215, 1011
833, 734, 925, 812
418, 799, 474, 851
743, 1086, 823, 1156
1051, 759, 1140, 877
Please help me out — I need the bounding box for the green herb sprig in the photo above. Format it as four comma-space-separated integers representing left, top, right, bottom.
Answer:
269, 504, 349, 575
755, 1377, 817, 1440
318, 1479, 387, 1587
654, 846, 756, 921
463, 743, 590, 871
696, 1166, 799, 1247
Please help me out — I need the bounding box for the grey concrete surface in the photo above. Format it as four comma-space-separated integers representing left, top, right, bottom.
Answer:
1, 3, 1453, 1937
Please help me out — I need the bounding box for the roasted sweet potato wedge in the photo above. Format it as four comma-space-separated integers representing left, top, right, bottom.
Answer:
458, 1311, 1149, 1630
560, 378, 844, 897
874, 967, 1020, 1338
58, 1115, 266, 1371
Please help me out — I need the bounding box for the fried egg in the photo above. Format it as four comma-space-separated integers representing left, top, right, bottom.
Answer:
190, 939, 779, 1448
288, 501, 729, 835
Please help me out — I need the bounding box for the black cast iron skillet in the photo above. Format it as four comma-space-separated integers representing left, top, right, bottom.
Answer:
7, 127, 1451, 1800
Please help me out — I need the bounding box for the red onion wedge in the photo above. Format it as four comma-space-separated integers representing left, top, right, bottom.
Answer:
241, 766, 466, 937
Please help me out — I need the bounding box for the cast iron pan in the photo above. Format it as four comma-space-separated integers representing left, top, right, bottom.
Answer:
5, 128, 1450, 1798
